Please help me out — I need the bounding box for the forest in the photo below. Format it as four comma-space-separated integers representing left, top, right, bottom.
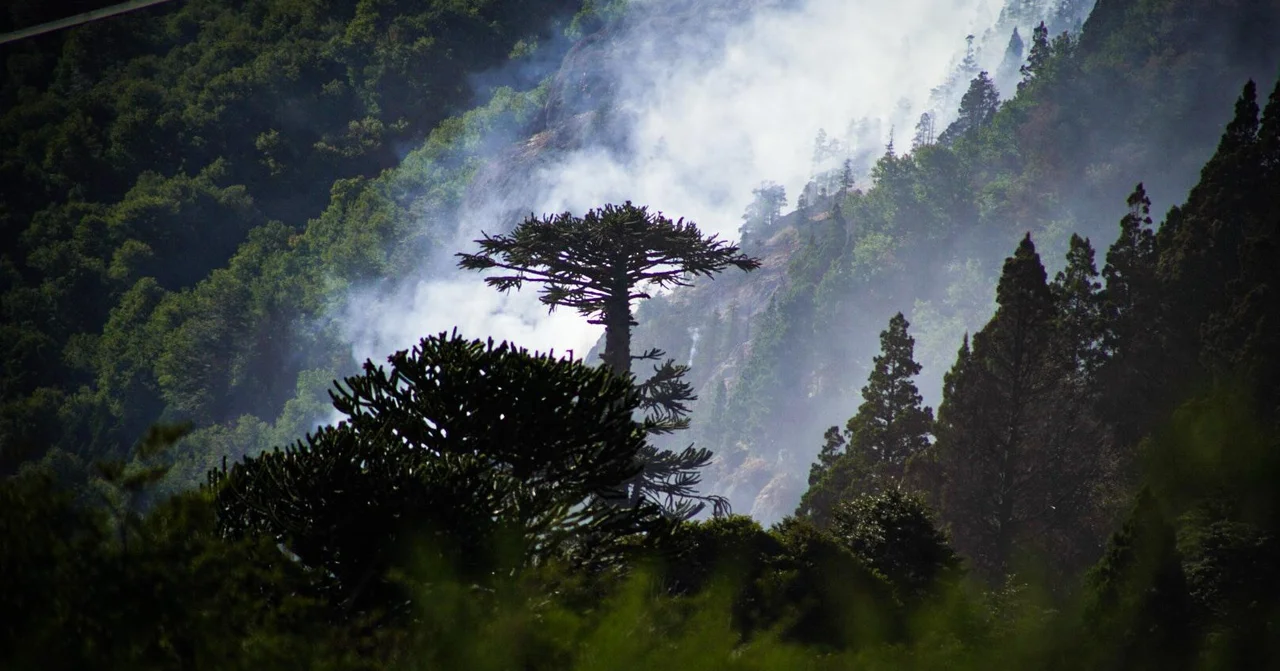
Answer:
3, 0, 1280, 667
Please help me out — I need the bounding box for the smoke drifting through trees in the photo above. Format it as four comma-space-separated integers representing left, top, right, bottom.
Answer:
344, 0, 1022, 364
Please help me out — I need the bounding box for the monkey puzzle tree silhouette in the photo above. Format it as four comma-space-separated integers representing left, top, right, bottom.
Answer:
457, 201, 760, 518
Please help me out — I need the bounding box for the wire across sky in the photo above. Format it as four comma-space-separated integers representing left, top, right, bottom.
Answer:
0, 0, 180, 46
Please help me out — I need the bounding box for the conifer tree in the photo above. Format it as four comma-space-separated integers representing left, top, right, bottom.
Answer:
912, 111, 936, 149
1201, 77, 1280, 414
1052, 234, 1104, 382
1098, 184, 1165, 447
459, 202, 759, 376
741, 182, 788, 244
1101, 184, 1159, 357
1157, 81, 1263, 400
458, 202, 760, 517
939, 72, 1000, 145
1261, 77, 1280, 172
839, 159, 855, 193
848, 313, 935, 471
997, 27, 1025, 86
925, 235, 1103, 580
210, 332, 663, 615
1018, 22, 1050, 92
796, 313, 934, 526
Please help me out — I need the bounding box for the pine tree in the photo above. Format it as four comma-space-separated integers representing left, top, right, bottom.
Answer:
209, 332, 664, 614
926, 235, 1103, 580
1101, 184, 1159, 358
460, 202, 757, 376
938, 72, 1000, 145
1157, 81, 1263, 397
912, 111, 936, 149
847, 313, 935, 472
1098, 184, 1164, 448
1261, 77, 1280, 172
741, 182, 788, 243
1083, 488, 1194, 671
1052, 234, 1104, 382
796, 313, 934, 526
997, 27, 1025, 87
1201, 77, 1280, 415
1018, 22, 1050, 92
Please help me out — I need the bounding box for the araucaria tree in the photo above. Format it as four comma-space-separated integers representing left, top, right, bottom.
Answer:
458, 201, 760, 517
210, 332, 662, 617
797, 313, 934, 526
459, 201, 760, 375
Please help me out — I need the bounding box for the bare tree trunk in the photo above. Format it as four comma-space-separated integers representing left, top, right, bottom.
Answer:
600, 283, 633, 375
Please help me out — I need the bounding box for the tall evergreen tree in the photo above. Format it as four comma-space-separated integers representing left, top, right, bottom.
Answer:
741, 182, 788, 244
1201, 77, 1280, 415
939, 72, 1000, 145
925, 235, 1104, 580
1018, 22, 1051, 92
1052, 234, 1105, 382
209, 332, 663, 616
1153, 80, 1265, 420
997, 27, 1025, 87
912, 111, 937, 149
839, 159, 855, 193
796, 313, 934, 526
1098, 184, 1165, 448
459, 202, 759, 376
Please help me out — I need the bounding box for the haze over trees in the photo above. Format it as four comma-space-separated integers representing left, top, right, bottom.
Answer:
4, 0, 1280, 667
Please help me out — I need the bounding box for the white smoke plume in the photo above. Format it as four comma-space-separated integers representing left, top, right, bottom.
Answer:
345, 0, 1013, 365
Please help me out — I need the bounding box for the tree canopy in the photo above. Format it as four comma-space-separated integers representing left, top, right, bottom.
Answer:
458, 201, 760, 373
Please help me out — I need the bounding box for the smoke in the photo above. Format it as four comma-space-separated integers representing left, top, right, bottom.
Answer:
346, 0, 1012, 366
687, 327, 702, 367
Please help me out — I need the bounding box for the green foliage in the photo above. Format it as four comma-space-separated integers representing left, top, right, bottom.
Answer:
831, 489, 962, 602
923, 235, 1112, 583
938, 71, 1000, 145
1, 0, 584, 479
1081, 488, 1195, 671
1, 470, 352, 670
209, 330, 663, 617
798, 313, 934, 525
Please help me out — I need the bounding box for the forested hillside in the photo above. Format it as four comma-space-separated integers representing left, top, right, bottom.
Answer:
4, 0, 1280, 668
623, 0, 1280, 519
0, 0, 594, 477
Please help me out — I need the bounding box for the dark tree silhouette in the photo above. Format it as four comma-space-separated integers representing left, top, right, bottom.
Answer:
210, 331, 661, 615
458, 201, 760, 518
458, 201, 759, 374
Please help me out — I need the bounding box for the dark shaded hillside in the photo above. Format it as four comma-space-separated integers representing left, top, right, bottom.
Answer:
3, 72, 1280, 666
0, 0, 588, 472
